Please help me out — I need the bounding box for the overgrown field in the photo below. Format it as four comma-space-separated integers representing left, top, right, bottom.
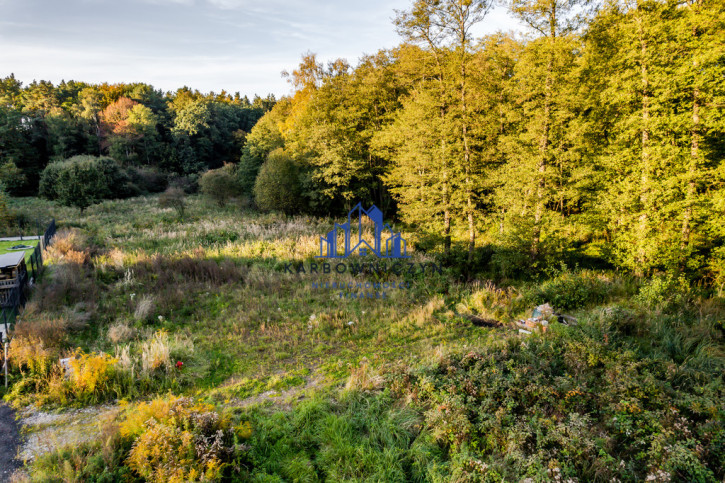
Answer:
3, 195, 724, 482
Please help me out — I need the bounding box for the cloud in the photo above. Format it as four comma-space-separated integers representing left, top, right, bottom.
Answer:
0, 43, 292, 95
204, 0, 244, 8
0, 0, 524, 97
138, 0, 195, 5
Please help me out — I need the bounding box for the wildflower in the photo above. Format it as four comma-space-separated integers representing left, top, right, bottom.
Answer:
176, 361, 184, 369
158, 315, 164, 321
347, 321, 354, 326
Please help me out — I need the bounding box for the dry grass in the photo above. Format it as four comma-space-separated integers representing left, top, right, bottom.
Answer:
134, 295, 156, 322
12, 313, 68, 345
45, 228, 90, 265
467, 280, 523, 320
133, 253, 243, 287
30, 263, 98, 311
141, 330, 172, 374
108, 322, 136, 344
345, 358, 384, 392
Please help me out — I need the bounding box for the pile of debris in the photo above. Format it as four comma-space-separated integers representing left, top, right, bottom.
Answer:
516, 303, 577, 335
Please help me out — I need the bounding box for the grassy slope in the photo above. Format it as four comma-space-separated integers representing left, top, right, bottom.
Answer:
5, 195, 725, 482
7, 196, 497, 399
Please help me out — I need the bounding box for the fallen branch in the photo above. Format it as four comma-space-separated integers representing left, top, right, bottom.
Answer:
455, 312, 503, 328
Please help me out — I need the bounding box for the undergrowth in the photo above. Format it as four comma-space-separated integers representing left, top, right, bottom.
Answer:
3, 195, 723, 482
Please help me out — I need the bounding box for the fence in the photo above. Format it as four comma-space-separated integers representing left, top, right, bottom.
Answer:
2, 218, 55, 387
28, 218, 56, 282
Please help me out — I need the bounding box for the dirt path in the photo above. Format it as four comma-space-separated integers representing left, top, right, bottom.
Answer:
16, 405, 117, 463
0, 404, 22, 481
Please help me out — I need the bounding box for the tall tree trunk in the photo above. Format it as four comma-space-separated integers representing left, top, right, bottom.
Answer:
460, 49, 475, 262
533, 18, 555, 259
95, 115, 102, 155
431, 50, 451, 257
680, 1, 702, 268
681, 84, 699, 259
443, 171, 451, 254
637, 14, 651, 274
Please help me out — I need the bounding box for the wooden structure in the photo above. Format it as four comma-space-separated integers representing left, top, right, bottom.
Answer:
0, 252, 26, 308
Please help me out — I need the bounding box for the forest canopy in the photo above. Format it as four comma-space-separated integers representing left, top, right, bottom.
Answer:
0, 78, 275, 194
239, 0, 725, 283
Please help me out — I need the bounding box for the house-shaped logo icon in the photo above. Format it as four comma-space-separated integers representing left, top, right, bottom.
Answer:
317, 203, 409, 259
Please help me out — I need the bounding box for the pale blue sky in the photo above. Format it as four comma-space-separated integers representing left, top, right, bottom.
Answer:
0, 0, 525, 97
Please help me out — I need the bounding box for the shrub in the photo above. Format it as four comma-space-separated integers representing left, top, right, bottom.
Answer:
634, 273, 691, 311
385, 324, 724, 481
253, 149, 302, 214
23, 397, 233, 481
12, 313, 69, 347
21, 415, 132, 482
69, 352, 118, 402
45, 228, 90, 265
38, 161, 63, 200
124, 396, 234, 482
532, 268, 632, 311
0, 159, 26, 194
39, 155, 129, 212
9, 335, 58, 376
30, 262, 97, 311
0, 186, 13, 232
8, 329, 195, 407
199, 166, 240, 207
237, 106, 285, 196
159, 186, 186, 219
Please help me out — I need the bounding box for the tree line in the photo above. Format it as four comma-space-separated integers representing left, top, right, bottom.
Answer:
0, 78, 275, 195
240, 0, 725, 282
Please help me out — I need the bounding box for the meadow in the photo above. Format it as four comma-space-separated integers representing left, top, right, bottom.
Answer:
2, 195, 724, 482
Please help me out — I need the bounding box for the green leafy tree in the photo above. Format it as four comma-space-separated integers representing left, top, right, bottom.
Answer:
253, 149, 302, 214
237, 99, 289, 195
294, 53, 400, 213
385, 0, 494, 257
199, 165, 240, 207
581, 0, 725, 275
40, 155, 128, 212
501, 0, 589, 259
0, 160, 26, 193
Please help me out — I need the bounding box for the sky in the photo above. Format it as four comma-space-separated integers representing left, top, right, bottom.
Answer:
0, 0, 526, 98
